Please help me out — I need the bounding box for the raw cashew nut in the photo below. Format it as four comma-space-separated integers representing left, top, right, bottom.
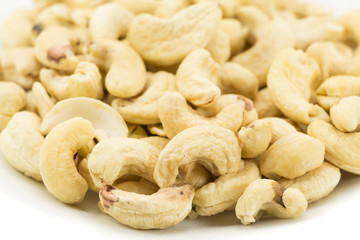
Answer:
0, 111, 44, 181
219, 18, 248, 56
176, 48, 220, 106
99, 184, 195, 229
255, 117, 297, 144
267, 48, 329, 125
39, 117, 95, 204
259, 132, 325, 180
279, 161, 341, 203
154, 0, 191, 18
112, 71, 176, 125
205, 29, 231, 64
89, 3, 134, 40
40, 97, 128, 139
83, 40, 146, 98
40, 61, 103, 100
330, 96, 360, 132
238, 120, 272, 158
0, 48, 42, 89
253, 88, 282, 118
178, 163, 214, 190
127, 2, 222, 66
235, 179, 308, 225
154, 125, 243, 188
194, 160, 260, 216
31, 82, 55, 119
158, 92, 244, 139
308, 120, 360, 174
88, 137, 159, 188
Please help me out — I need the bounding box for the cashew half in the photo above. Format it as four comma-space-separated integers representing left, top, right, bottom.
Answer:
330, 96, 360, 132
39, 117, 95, 204
127, 2, 222, 66
154, 125, 243, 188
235, 179, 307, 225
99, 184, 195, 229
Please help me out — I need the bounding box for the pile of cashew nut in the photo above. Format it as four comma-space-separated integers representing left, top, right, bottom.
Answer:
1, 0, 360, 230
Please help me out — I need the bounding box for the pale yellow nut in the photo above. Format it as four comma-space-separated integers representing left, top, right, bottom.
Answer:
158, 92, 244, 139
32, 0, 60, 10
238, 120, 272, 159
316, 76, 360, 111
218, 62, 258, 99
115, 178, 159, 195
78, 157, 99, 192
35, 26, 79, 71
255, 117, 297, 144
219, 18, 248, 56
176, 48, 220, 106
253, 88, 282, 118
178, 162, 214, 190
0, 111, 44, 181
65, 0, 107, 8
282, 0, 331, 18
259, 132, 325, 180
113, 0, 160, 14
31, 82, 55, 119
154, 0, 191, 18
141, 136, 169, 152
112, 71, 176, 125
83, 39, 146, 98
192, 0, 237, 18
308, 120, 360, 174
267, 48, 329, 125
40, 97, 128, 139
88, 137, 159, 188
194, 160, 260, 216
146, 123, 167, 138
0, 48, 42, 89
99, 184, 195, 229
330, 96, 360, 132
71, 9, 93, 28
89, 3, 134, 40
40, 62, 103, 101
205, 29, 231, 64
39, 117, 95, 204
235, 179, 307, 225
279, 161, 341, 204
127, 2, 222, 66
25, 91, 38, 114
0, 9, 34, 48
338, 10, 360, 46
127, 124, 148, 139
232, 19, 294, 87
237, 0, 278, 17
154, 125, 243, 188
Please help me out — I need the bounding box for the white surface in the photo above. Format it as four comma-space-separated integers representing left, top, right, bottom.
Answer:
1, 1, 360, 240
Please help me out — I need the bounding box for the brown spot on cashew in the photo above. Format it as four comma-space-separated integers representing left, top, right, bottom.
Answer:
127, 2, 222, 66
158, 92, 244, 139
101, 185, 119, 209
46, 45, 71, 63
154, 125, 244, 188
235, 179, 308, 225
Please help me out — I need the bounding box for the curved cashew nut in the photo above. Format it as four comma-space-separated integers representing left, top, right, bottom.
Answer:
232, 19, 294, 87
235, 179, 307, 225
330, 96, 360, 132
308, 120, 360, 174
88, 137, 159, 188
259, 132, 325, 180
194, 160, 260, 216
238, 120, 272, 158
176, 48, 220, 106
35, 26, 80, 71
99, 184, 195, 229
255, 117, 297, 144
0, 111, 44, 181
205, 29, 231, 64
127, 2, 222, 66
253, 88, 282, 118
279, 161, 341, 203
89, 3, 134, 40
154, 125, 243, 188
40, 97, 128, 139
112, 71, 176, 125
31, 82, 55, 119
40, 61, 103, 100
158, 92, 244, 139
83, 39, 146, 98
39, 117, 95, 204
0, 48, 42, 89
267, 48, 329, 125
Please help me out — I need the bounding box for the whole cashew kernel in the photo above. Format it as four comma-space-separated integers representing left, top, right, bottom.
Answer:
330, 96, 360, 132
39, 117, 95, 204
259, 132, 325, 180
235, 179, 308, 225
154, 125, 243, 188
127, 2, 222, 66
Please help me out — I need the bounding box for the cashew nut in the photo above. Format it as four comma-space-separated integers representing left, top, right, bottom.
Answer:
31, 82, 55, 119
127, 124, 148, 139
154, 125, 243, 188
205, 29, 231, 64
192, 0, 237, 18
330, 96, 360, 132
254, 117, 297, 144
235, 179, 308, 225
178, 163, 214, 190
253, 88, 282, 118
141, 136, 169, 152
113, 0, 160, 14
115, 178, 159, 195
219, 18, 248, 56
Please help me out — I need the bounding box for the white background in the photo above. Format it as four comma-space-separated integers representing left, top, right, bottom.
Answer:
1, 1, 360, 240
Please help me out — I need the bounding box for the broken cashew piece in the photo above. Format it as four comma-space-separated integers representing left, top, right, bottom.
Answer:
40, 97, 128, 139
330, 96, 360, 132
39, 117, 95, 204
154, 125, 243, 188
31, 82, 55, 119
127, 2, 222, 66
235, 179, 308, 225
99, 184, 195, 229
